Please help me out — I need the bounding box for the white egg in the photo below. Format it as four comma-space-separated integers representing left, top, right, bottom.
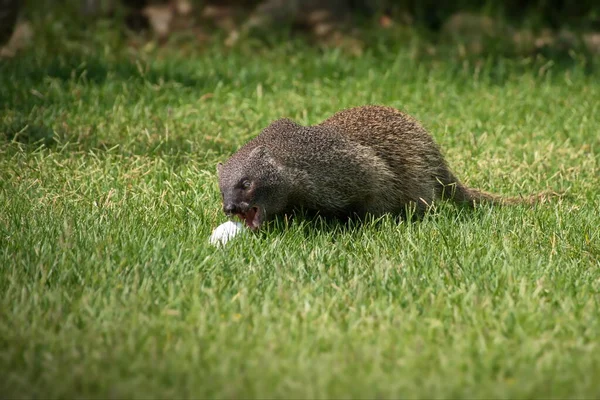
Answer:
209, 221, 246, 246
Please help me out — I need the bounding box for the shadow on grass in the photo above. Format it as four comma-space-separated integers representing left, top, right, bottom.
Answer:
255, 203, 490, 239
0, 53, 213, 87
0, 109, 220, 158
0, 50, 245, 115
0, 50, 266, 157
1, 118, 55, 147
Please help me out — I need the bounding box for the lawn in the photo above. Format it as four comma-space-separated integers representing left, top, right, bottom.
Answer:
1, 16, 599, 399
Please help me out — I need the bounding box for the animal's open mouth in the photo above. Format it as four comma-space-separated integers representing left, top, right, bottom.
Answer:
235, 207, 261, 230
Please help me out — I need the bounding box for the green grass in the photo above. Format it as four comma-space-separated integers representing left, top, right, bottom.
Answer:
1, 18, 600, 399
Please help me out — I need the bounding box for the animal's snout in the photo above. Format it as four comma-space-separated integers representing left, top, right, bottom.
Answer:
223, 203, 237, 215
223, 201, 251, 215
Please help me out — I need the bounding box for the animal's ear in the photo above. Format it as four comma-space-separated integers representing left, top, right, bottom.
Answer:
216, 162, 223, 175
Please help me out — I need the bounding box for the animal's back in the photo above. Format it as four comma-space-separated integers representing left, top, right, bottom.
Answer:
319, 105, 455, 210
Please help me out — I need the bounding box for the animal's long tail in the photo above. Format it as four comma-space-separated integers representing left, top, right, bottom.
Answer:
439, 173, 557, 206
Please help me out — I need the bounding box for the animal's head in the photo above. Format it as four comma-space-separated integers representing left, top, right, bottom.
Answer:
217, 145, 289, 230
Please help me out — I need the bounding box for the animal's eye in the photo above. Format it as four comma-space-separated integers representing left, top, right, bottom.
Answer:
241, 179, 251, 189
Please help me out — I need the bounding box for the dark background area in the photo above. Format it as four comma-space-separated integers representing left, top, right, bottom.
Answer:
2, 0, 600, 46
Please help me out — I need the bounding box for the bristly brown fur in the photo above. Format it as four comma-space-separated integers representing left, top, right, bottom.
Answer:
217, 105, 553, 229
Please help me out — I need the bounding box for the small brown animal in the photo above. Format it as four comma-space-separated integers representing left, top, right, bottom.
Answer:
217, 105, 545, 230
